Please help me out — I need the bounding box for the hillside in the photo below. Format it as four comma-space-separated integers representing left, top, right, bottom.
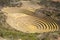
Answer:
0, 0, 60, 40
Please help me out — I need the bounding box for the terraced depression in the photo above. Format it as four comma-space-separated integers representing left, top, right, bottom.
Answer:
1, 1, 59, 33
